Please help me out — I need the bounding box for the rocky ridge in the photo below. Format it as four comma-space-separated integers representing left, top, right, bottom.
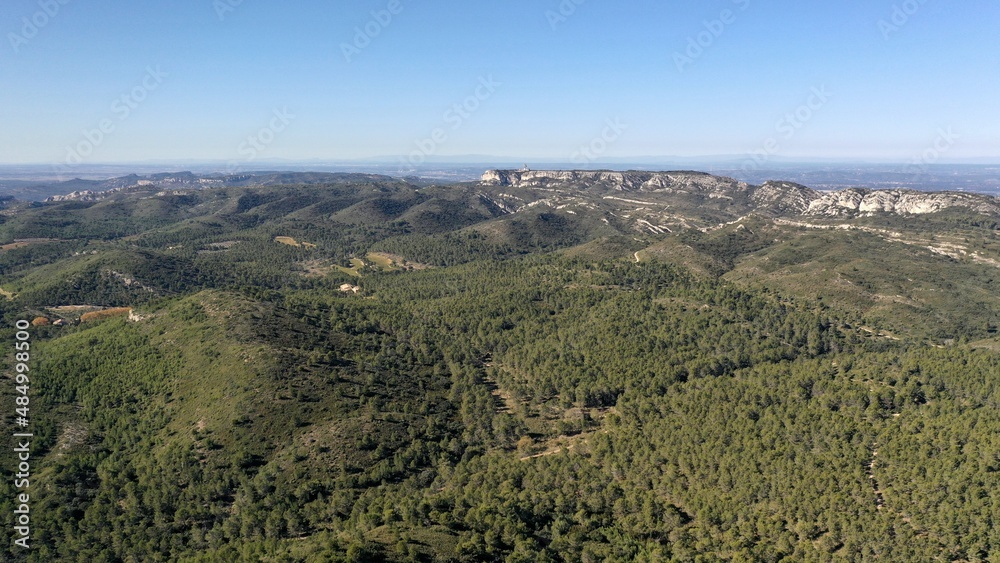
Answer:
481, 169, 750, 196
804, 188, 1000, 217
482, 170, 1000, 219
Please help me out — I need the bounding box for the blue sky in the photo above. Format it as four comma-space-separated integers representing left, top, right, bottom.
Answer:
1, 0, 998, 167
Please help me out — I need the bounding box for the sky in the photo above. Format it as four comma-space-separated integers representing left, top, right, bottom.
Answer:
1, 0, 998, 169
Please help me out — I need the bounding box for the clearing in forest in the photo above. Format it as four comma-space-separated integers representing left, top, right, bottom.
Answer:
46, 305, 104, 319
80, 308, 132, 323
299, 259, 339, 278
334, 258, 366, 278
366, 252, 431, 271
519, 430, 607, 461
275, 236, 318, 249
1, 238, 61, 252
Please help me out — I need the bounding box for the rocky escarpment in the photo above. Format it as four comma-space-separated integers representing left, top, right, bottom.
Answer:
481, 170, 1000, 219
804, 188, 1000, 217
481, 169, 750, 196
750, 181, 821, 215
46, 189, 115, 202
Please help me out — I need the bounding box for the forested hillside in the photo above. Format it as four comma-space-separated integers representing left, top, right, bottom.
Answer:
1, 173, 999, 561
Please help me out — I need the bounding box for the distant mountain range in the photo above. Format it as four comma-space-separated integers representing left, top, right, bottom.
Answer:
25, 168, 999, 231
0, 171, 399, 202
2, 161, 999, 200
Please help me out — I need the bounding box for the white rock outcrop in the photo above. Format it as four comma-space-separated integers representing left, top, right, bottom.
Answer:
805, 189, 1000, 217
481, 169, 749, 196
482, 170, 1000, 219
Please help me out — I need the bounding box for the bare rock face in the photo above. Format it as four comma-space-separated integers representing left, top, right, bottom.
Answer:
482, 170, 1000, 220
805, 189, 1000, 217
45, 185, 134, 203
479, 169, 513, 186
481, 169, 750, 195
750, 181, 821, 215
482, 169, 646, 189
638, 172, 751, 197
46, 190, 101, 202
